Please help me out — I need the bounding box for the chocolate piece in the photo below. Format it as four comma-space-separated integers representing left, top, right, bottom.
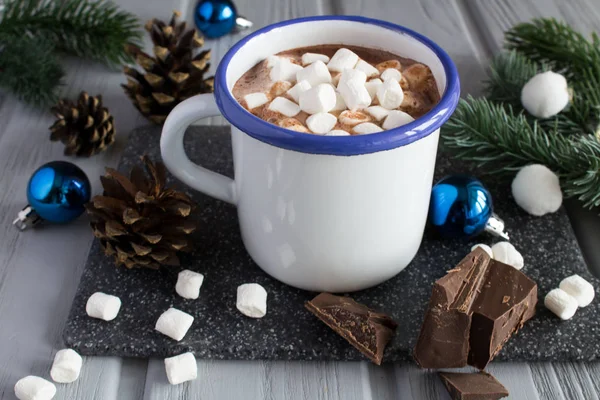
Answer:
439, 372, 509, 400
413, 248, 537, 369
305, 293, 397, 365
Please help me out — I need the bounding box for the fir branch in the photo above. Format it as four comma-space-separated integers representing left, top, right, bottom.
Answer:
0, 35, 63, 105
442, 97, 600, 209
0, 0, 142, 66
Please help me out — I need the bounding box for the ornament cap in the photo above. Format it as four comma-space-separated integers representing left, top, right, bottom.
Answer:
234, 16, 253, 31
484, 213, 510, 240
13, 205, 42, 231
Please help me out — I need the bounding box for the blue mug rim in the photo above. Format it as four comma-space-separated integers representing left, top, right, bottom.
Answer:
215, 15, 461, 156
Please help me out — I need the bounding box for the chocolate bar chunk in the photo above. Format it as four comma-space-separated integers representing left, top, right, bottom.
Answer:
439, 372, 509, 400
414, 247, 537, 369
305, 293, 397, 365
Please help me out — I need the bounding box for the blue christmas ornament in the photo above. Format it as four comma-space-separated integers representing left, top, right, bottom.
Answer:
13, 161, 91, 230
429, 175, 508, 240
194, 0, 252, 38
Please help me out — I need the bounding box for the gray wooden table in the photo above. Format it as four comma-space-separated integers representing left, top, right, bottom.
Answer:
2, 0, 600, 399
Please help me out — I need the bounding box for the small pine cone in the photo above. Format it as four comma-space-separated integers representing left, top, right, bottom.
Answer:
49, 91, 116, 157
122, 10, 214, 125
86, 155, 196, 270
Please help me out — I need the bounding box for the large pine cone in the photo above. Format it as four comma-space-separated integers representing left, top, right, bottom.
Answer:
49, 91, 115, 157
87, 156, 196, 269
122, 11, 214, 125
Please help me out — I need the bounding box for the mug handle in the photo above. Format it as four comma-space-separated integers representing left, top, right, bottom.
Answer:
160, 94, 236, 205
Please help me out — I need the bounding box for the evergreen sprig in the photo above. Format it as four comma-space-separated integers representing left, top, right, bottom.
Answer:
0, 0, 142, 106
442, 18, 600, 210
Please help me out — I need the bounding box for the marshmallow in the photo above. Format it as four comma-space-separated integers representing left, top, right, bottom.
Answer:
302, 52, 330, 65
299, 83, 336, 114
296, 60, 332, 86
15, 376, 56, 400
353, 122, 383, 135
279, 118, 310, 133
327, 48, 359, 72
376, 79, 404, 109
331, 92, 347, 111
338, 79, 372, 110
243, 92, 269, 110
155, 308, 194, 341
471, 244, 494, 258
86, 292, 121, 321
381, 68, 402, 82
339, 68, 367, 86
354, 60, 380, 78
176, 269, 204, 300
270, 81, 293, 97
382, 110, 414, 130
402, 63, 433, 90
338, 110, 371, 126
268, 96, 301, 117
365, 79, 383, 100
376, 60, 402, 73
545, 288, 578, 320
164, 352, 197, 385
491, 242, 524, 270
327, 130, 351, 136
521, 71, 569, 118
236, 283, 268, 318
365, 105, 390, 121
50, 349, 82, 383
560, 275, 595, 307
270, 58, 303, 82
266, 55, 281, 68
511, 164, 562, 216
306, 113, 337, 134
286, 80, 311, 103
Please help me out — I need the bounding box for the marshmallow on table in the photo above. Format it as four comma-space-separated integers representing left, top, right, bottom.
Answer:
381, 68, 402, 82
327, 130, 351, 136
296, 60, 332, 86
560, 274, 595, 307
86, 292, 121, 321
353, 122, 383, 135
270, 58, 303, 82
302, 52, 330, 65
366, 105, 390, 121
164, 352, 197, 385
338, 80, 371, 110
243, 93, 269, 110
287, 80, 311, 103
377, 79, 404, 109
545, 288, 578, 320
491, 242, 524, 270
327, 48, 359, 72
331, 92, 347, 111
306, 112, 337, 134
176, 269, 204, 300
365, 79, 383, 100
471, 243, 494, 258
50, 349, 82, 383
338, 110, 371, 126
268, 97, 301, 117
354, 60, 380, 78
155, 308, 194, 341
299, 83, 336, 114
382, 110, 414, 129
237, 283, 268, 318
511, 164, 562, 216
14, 376, 56, 400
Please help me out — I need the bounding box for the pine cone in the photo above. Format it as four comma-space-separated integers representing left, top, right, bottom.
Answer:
87, 156, 196, 270
49, 91, 116, 157
122, 11, 214, 125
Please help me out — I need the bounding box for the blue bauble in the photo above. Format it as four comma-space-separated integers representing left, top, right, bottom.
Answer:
195, 0, 237, 38
429, 175, 492, 239
26, 161, 91, 224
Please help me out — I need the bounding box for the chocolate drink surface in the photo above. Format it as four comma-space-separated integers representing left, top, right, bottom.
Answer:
232, 45, 440, 136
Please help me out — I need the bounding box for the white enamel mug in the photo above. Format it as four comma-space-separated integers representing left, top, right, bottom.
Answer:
160, 16, 460, 292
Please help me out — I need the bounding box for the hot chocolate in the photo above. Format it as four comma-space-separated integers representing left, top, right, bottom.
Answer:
232, 44, 440, 136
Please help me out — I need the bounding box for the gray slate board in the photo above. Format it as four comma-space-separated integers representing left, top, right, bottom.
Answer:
63, 126, 599, 363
